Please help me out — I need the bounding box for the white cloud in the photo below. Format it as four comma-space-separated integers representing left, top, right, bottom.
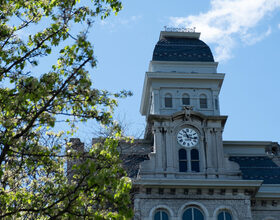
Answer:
98, 15, 142, 30
241, 27, 272, 45
169, 0, 280, 61
278, 23, 280, 29
118, 15, 142, 25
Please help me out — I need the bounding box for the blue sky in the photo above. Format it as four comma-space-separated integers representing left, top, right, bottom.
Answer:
76, 0, 280, 143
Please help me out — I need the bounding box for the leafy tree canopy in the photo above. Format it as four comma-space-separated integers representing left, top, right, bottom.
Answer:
0, 0, 133, 218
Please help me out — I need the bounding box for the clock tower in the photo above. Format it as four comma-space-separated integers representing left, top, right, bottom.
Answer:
138, 30, 238, 179
133, 30, 260, 220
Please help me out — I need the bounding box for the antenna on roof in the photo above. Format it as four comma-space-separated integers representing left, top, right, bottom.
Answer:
164, 26, 196, 33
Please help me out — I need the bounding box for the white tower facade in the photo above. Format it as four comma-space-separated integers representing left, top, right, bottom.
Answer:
132, 31, 268, 220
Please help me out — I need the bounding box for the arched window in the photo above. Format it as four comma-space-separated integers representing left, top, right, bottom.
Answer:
183, 207, 204, 220
182, 93, 190, 105
179, 149, 187, 172
199, 94, 207, 109
218, 211, 232, 220
154, 210, 169, 220
191, 149, 200, 172
165, 94, 172, 108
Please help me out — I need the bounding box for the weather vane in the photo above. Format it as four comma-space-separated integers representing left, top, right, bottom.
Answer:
164, 26, 196, 32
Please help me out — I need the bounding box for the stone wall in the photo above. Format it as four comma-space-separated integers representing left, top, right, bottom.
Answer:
134, 189, 252, 220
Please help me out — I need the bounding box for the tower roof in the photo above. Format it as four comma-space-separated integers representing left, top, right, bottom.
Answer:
152, 31, 214, 62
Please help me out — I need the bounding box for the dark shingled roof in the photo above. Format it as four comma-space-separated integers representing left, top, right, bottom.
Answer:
120, 154, 149, 178
229, 156, 280, 184
152, 37, 214, 62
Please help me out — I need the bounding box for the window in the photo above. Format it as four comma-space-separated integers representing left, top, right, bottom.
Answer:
191, 149, 200, 172
179, 149, 187, 172
183, 207, 204, 220
199, 94, 207, 108
146, 188, 151, 194
217, 211, 232, 220
179, 149, 200, 172
182, 94, 190, 105
165, 94, 172, 108
154, 210, 169, 220
215, 98, 219, 110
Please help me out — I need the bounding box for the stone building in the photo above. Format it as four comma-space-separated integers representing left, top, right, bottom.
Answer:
120, 30, 280, 220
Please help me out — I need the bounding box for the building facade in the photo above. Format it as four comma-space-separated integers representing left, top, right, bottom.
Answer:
121, 30, 280, 220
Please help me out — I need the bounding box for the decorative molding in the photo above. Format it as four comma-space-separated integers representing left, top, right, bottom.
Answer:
178, 201, 210, 219
134, 178, 263, 188
213, 205, 239, 220
148, 204, 175, 219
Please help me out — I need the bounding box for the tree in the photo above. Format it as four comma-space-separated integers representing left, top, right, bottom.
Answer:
0, 0, 133, 218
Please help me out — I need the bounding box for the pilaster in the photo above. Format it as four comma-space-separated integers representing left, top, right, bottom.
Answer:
165, 122, 174, 174
152, 89, 160, 114
215, 128, 225, 173
153, 122, 163, 174
204, 127, 215, 175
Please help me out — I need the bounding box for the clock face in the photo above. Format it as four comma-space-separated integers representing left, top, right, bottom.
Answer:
177, 128, 199, 147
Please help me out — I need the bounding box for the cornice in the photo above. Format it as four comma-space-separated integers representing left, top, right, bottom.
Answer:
133, 178, 263, 189
147, 111, 228, 127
